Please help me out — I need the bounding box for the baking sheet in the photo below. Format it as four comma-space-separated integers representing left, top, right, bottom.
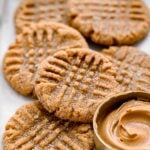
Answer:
0, 0, 150, 149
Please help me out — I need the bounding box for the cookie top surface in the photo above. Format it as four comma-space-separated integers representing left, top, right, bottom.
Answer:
102, 46, 150, 92
3, 22, 88, 96
69, 0, 150, 45
35, 48, 118, 123
3, 101, 94, 150
15, 0, 69, 33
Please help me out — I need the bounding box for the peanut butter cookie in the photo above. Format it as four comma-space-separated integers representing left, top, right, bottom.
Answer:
3, 22, 88, 96
3, 102, 94, 150
102, 46, 150, 92
35, 48, 118, 123
69, 0, 150, 45
15, 0, 69, 33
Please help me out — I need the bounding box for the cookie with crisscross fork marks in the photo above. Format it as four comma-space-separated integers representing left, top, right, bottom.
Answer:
102, 46, 150, 92
68, 0, 150, 45
15, 0, 69, 33
3, 22, 88, 96
3, 102, 94, 150
35, 48, 118, 122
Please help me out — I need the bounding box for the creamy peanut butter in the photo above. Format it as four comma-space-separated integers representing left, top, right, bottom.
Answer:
98, 100, 150, 150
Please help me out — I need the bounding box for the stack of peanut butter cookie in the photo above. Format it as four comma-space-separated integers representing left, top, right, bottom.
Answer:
2, 0, 150, 149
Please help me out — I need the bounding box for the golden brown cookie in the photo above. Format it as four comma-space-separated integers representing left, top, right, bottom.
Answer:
15, 0, 69, 33
3, 101, 94, 150
3, 22, 88, 96
102, 46, 150, 92
35, 48, 118, 123
68, 0, 150, 45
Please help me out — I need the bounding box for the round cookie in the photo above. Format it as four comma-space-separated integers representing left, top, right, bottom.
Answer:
102, 46, 150, 92
15, 0, 69, 33
3, 22, 88, 96
35, 48, 118, 123
3, 102, 94, 150
68, 0, 150, 45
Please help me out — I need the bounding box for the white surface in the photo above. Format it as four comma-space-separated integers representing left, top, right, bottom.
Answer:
0, 0, 150, 149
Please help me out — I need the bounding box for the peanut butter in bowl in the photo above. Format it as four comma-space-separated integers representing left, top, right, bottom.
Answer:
93, 92, 150, 150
